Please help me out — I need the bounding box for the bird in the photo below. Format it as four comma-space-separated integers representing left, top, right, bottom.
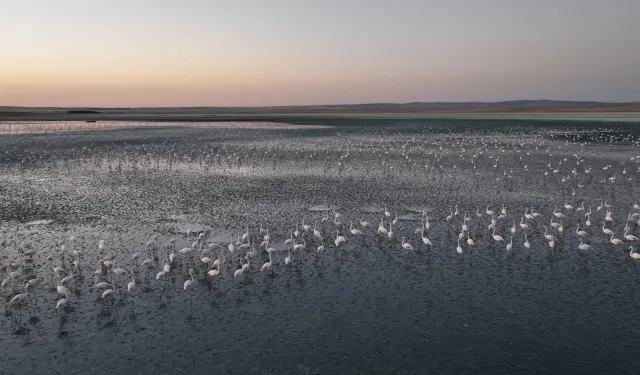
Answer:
350, 222, 362, 236
207, 263, 221, 277
233, 266, 244, 278
8, 283, 29, 308
575, 224, 588, 237
285, 251, 292, 265
127, 274, 136, 293
578, 240, 591, 251
492, 229, 504, 242
102, 289, 114, 299
55, 298, 68, 310
401, 237, 413, 250
261, 252, 273, 272
184, 269, 195, 290
420, 228, 433, 246
624, 228, 639, 241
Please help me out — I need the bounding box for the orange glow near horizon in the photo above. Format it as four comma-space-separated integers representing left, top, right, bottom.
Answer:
1, 1, 639, 106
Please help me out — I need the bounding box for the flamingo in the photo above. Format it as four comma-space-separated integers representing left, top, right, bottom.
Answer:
421, 229, 433, 246
401, 237, 413, 250
578, 240, 591, 251
624, 228, 639, 241
55, 298, 68, 310
492, 228, 504, 242
261, 252, 273, 272
630, 246, 640, 259
207, 262, 221, 277
602, 223, 614, 236
302, 220, 312, 232
242, 255, 251, 271
316, 239, 325, 253
127, 273, 136, 293
233, 264, 244, 278
184, 269, 195, 290
506, 236, 513, 251
360, 218, 370, 228
519, 217, 528, 230
285, 251, 292, 265
544, 226, 555, 241
576, 224, 588, 237
524, 208, 533, 220
293, 238, 306, 251
284, 230, 294, 245
553, 206, 565, 219
523, 234, 530, 249
610, 237, 624, 245
466, 231, 474, 246
350, 222, 362, 236
102, 288, 114, 299
377, 219, 388, 235
335, 230, 346, 247
8, 283, 29, 308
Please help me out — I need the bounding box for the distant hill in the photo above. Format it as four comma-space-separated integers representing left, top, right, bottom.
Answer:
403, 100, 636, 107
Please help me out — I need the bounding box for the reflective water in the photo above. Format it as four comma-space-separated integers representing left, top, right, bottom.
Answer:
1, 119, 640, 374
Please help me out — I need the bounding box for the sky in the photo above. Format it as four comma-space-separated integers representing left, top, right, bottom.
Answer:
1, 0, 639, 107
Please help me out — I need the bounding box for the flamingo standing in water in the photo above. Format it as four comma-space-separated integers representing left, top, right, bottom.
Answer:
261, 251, 273, 272
401, 237, 413, 250
492, 229, 504, 242
350, 222, 362, 236
421, 229, 432, 246
377, 219, 388, 235
519, 217, 528, 230
335, 230, 346, 247
184, 269, 195, 290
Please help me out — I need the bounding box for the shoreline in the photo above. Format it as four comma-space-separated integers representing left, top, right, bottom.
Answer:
1, 111, 640, 123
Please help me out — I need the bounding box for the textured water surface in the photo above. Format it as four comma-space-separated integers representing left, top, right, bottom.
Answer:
1, 119, 640, 374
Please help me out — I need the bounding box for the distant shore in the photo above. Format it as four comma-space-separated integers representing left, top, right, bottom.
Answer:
1, 102, 640, 122
2, 111, 640, 123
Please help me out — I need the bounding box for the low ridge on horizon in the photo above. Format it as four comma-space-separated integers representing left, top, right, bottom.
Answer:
2, 99, 640, 110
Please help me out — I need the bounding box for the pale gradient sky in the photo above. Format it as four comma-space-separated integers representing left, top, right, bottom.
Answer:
1, 0, 639, 107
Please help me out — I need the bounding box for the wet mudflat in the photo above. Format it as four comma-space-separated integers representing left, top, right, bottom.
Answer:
2, 119, 640, 374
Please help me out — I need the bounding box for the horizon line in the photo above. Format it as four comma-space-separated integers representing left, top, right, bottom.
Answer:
3, 99, 640, 110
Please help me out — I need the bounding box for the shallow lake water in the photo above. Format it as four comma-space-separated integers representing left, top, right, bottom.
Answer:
1, 119, 640, 374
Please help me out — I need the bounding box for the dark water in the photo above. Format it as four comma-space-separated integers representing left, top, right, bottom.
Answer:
1, 119, 640, 374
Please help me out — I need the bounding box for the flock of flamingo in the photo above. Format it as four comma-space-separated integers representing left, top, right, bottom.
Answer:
3, 196, 640, 324
1, 124, 639, 331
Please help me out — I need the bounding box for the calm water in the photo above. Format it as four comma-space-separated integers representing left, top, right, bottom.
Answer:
1, 119, 640, 374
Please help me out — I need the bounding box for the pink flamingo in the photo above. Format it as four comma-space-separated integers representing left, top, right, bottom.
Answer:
401, 237, 414, 250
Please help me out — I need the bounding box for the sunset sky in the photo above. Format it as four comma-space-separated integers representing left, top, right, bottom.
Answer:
1, 0, 639, 107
